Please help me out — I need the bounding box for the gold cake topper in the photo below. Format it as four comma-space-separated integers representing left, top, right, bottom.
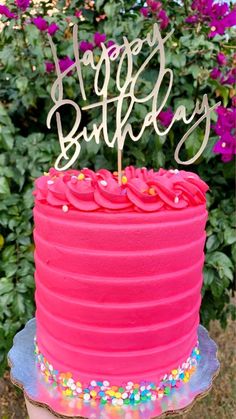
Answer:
47, 24, 220, 174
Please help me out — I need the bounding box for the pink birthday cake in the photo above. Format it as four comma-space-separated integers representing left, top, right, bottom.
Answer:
33, 166, 208, 404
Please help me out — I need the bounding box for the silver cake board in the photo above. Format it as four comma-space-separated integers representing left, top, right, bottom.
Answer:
8, 319, 220, 419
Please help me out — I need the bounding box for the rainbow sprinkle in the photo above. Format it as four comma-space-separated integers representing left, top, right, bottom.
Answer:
34, 339, 200, 405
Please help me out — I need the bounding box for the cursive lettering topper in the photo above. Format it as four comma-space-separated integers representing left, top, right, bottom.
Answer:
47, 23, 220, 171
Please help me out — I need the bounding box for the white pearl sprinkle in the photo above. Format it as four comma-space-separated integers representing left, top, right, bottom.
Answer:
122, 392, 128, 399
103, 380, 110, 387
127, 381, 134, 386
222, 142, 226, 148
49, 364, 53, 371
90, 380, 97, 387
71, 384, 76, 391
134, 394, 140, 401
47, 180, 54, 185
83, 393, 90, 401
151, 394, 157, 401
76, 387, 82, 393
62, 205, 69, 212
117, 399, 124, 406
100, 180, 108, 186
174, 196, 179, 204
67, 378, 74, 386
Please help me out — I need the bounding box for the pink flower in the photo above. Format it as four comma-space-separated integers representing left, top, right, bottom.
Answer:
45, 61, 55, 73
217, 52, 227, 66
59, 56, 75, 74
140, 7, 149, 17
33, 16, 48, 31
158, 9, 169, 29
157, 108, 173, 127
94, 32, 106, 47
0, 4, 16, 18
15, 0, 30, 11
208, 20, 226, 37
210, 67, 221, 80
48, 23, 59, 36
75, 9, 82, 18
147, 0, 161, 12
232, 96, 236, 107
79, 40, 94, 52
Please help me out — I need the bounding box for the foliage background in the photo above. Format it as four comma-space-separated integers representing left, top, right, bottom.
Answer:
0, 0, 235, 374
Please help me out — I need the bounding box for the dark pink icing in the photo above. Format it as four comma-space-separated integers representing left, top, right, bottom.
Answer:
33, 166, 208, 212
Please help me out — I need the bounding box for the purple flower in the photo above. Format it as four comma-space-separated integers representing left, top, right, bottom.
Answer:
59, 56, 75, 74
185, 15, 199, 24
213, 134, 236, 162
94, 32, 106, 47
222, 69, 236, 86
217, 52, 227, 66
0, 4, 16, 18
45, 61, 55, 73
210, 67, 221, 80
157, 108, 173, 127
48, 23, 59, 36
79, 40, 94, 53
140, 7, 149, 17
211, 2, 229, 19
223, 9, 236, 28
158, 9, 169, 30
213, 106, 236, 162
33, 16, 48, 31
208, 20, 226, 37
107, 40, 116, 56
15, 0, 30, 11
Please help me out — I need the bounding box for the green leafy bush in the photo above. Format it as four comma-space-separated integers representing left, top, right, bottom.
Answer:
0, 0, 235, 374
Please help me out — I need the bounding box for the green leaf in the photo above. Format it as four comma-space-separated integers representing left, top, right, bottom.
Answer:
0, 234, 4, 250
16, 77, 28, 94
206, 234, 220, 252
0, 278, 14, 296
0, 177, 10, 195
172, 54, 186, 69
224, 228, 236, 245
203, 267, 215, 287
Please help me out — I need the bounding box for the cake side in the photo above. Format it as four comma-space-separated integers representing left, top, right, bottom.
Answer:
33, 166, 208, 389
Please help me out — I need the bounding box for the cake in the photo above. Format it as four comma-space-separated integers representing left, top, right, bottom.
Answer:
33, 165, 208, 404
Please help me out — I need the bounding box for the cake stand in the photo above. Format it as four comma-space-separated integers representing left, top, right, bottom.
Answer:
8, 318, 220, 419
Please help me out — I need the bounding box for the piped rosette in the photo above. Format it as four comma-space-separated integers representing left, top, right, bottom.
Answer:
33, 166, 208, 212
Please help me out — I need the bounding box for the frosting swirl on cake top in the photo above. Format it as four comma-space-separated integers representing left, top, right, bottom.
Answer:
33, 166, 208, 212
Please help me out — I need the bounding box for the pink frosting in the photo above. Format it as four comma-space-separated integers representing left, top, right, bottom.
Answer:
33, 166, 208, 212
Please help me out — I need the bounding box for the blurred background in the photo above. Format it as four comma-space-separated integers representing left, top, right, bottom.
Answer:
0, 0, 235, 417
